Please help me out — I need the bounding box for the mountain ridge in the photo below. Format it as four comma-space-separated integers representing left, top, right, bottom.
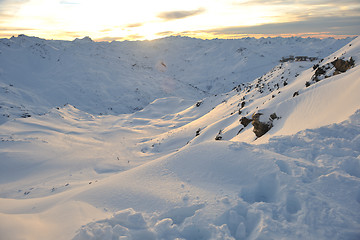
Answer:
0, 35, 353, 124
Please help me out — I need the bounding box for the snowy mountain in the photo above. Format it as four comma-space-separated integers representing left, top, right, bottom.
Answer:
0, 35, 351, 123
0, 35, 359, 240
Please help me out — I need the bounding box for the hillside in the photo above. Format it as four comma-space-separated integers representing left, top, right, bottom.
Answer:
0, 35, 351, 123
0, 36, 359, 240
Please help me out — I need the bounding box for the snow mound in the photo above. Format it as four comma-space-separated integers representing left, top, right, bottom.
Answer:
73, 112, 360, 240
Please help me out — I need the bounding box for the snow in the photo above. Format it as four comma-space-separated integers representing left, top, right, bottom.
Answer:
0, 35, 359, 239
0, 35, 351, 123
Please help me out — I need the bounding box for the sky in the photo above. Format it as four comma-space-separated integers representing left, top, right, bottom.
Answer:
0, 0, 359, 41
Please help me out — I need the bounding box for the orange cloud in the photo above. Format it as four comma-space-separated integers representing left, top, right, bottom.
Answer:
125, 23, 144, 28
156, 31, 175, 36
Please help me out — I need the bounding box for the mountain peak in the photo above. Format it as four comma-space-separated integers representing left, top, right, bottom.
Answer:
73, 36, 93, 43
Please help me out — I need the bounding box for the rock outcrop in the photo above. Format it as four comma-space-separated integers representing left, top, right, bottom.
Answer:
239, 112, 279, 138
308, 57, 355, 87
252, 113, 273, 138
240, 116, 252, 127
331, 57, 355, 74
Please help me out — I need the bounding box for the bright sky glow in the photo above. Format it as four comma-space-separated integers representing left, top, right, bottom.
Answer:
0, 0, 359, 41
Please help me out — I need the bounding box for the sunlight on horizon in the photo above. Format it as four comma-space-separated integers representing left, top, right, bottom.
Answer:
0, 0, 359, 40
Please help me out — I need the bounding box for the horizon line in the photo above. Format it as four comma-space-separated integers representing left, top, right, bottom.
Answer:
1, 33, 358, 42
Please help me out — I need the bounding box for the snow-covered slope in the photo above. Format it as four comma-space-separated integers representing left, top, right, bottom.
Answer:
0, 35, 351, 124
134, 37, 360, 152
0, 36, 359, 240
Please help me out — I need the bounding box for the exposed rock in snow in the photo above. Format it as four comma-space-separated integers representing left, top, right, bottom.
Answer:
332, 57, 355, 73
252, 112, 273, 138
240, 116, 251, 127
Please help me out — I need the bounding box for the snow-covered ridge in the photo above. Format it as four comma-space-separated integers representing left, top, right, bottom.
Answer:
0, 35, 352, 124
133, 36, 359, 152
0, 36, 359, 240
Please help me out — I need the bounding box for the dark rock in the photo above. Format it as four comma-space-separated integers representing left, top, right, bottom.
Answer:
333, 70, 341, 76
237, 128, 244, 135
21, 113, 31, 118
270, 113, 278, 120
293, 91, 299, 97
215, 130, 222, 140
240, 101, 246, 108
195, 128, 201, 136
331, 57, 355, 73
240, 117, 252, 127
315, 67, 326, 76
252, 113, 262, 121
252, 113, 273, 138
196, 101, 202, 107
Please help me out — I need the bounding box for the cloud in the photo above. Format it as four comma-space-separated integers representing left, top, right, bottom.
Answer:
0, 0, 30, 24
125, 23, 144, 28
0, 27, 34, 31
125, 34, 146, 40
0, 0, 29, 10
235, 0, 360, 5
0, 0, 27, 14
100, 28, 113, 33
156, 31, 175, 36
0, 26, 35, 38
234, 0, 360, 20
95, 33, 146, 42
234, 0, 293, 5
0, 0, 21, 4
204, 16, 360, 35
94, 36, 125, 42
157, 8, 205, 21
62, 31, 84, 38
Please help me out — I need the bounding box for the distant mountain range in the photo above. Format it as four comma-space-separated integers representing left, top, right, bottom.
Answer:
0, 35, 352, 123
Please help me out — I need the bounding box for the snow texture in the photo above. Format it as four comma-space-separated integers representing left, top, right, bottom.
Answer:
0, 35, 359, 240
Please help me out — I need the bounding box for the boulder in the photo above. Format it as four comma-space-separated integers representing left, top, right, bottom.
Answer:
331, 57, 355, 73
252, 113, 273, 138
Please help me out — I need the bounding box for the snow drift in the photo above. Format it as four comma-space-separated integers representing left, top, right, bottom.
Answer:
0, 35, 359, 240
